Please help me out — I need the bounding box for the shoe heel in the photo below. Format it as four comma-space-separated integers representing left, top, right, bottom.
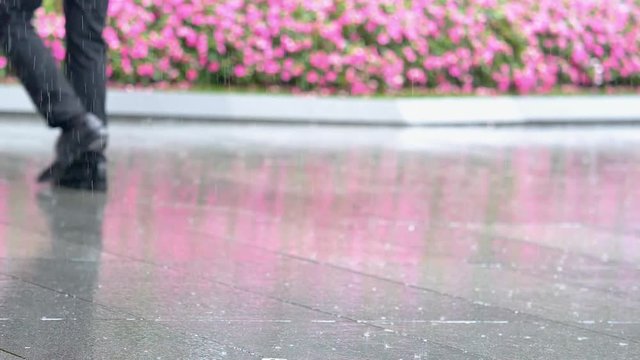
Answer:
87, 136, 108, 152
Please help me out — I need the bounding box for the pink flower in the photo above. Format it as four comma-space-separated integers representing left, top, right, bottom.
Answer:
137, 63, 154, 77
207, 62, 220, 73
403, 47, 417, 63
310, 53, 330, 71
572, 45, 589, 64
306, 71, 319, 84
131, 44, 149, 59
407, 68, 427, 85
448, 66, 462, 78
186, 69, 198, 81
103, 27, 120, 49
448, 27, 465, 44
264, 61, 280, 75
350, 81, 370, 95
31, 0, 640, 95
51, 41, 66, 61
234, 65, 248, 78
514, 69, 536, 93
377, 32, 390, 46
325, 72, 338, 82
281, 72, 292, 82
158, 58, 171, 72
121, 58, 133, 75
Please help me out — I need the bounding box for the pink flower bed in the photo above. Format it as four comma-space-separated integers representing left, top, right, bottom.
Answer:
1, 0, 639, 95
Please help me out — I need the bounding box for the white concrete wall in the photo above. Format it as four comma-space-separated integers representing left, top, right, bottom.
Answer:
2, 84, 639, 125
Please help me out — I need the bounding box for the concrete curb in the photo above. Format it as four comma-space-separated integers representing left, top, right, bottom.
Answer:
1, 84, 639, 126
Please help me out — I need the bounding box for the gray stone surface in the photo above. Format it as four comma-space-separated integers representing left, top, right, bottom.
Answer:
2, 84, 640, 125
0, 119, 640, 358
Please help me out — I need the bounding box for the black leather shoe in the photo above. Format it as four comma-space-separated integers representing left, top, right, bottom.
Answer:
54, 151, 108, 192
37, 113, 108, 183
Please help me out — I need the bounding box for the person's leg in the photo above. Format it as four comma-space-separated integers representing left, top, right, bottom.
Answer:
54, 0, 110, 192
64, 0, 109, 124
0, 0, 107, 190
0, 0, 86, 129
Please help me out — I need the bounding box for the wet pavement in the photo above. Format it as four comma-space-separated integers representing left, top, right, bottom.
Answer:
0, 120, 640, 359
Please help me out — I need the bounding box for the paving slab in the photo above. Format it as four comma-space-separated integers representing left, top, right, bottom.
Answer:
1, 120, 640, 358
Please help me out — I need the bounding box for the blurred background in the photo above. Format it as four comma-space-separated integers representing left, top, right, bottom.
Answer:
3, 0, 638, 97
2, 2, 640, 359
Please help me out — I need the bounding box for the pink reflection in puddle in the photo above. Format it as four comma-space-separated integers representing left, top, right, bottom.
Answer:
94, 144, 640, 292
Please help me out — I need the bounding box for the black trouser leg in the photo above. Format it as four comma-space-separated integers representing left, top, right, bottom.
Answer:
0, 0, 85, 129
64, 0, 109, 125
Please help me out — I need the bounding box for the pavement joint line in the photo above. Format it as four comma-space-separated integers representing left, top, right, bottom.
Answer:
123, 255, 492, 359
233, 238, 640, 345
7, 199, 640, 283
32, 195, 640, 275
4, 186, 640, 345
3, 213, 640, 347
64, 238, 485, 357
472, 230, 640, 272
0, 221, 489, 358
0, 272, 261, 358
0, 223, 475, 358
41, 213, 640, 352
4, 121, 640, 358
498, 262, 639, 301
215, 212, 640, 299
0, 347, 26, 359
3, 208, 640, 306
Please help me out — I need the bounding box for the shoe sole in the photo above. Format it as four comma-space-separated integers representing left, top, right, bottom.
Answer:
56, 178, 108, 192
37, 131, 108, 183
